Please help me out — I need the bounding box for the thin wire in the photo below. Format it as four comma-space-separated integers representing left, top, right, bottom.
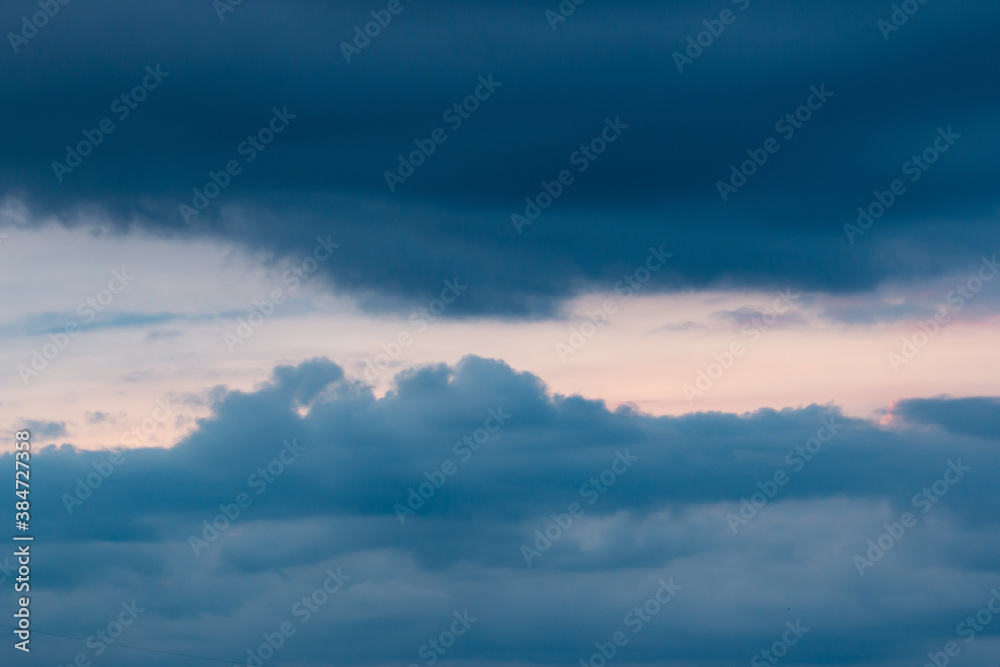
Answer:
0, 623, 269, 665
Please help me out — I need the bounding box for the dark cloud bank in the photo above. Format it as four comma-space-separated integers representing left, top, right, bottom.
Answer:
1, 0, 998, 315
2, 357, 998, 665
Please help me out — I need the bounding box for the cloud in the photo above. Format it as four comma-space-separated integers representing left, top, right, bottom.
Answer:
651, 321, 708, 333
710, 306, 807, 329
84, 411, 113, 424
893, 395, 1000, 440
22, 419, 67, 438
2, 0, 998, 315
143, 329, 182, 341
3, 356, 998, 666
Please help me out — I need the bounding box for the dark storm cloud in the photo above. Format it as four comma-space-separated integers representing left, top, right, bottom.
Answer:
894, 395, 1000, 440
3, 357, 999, 665
1, 0, 998, 315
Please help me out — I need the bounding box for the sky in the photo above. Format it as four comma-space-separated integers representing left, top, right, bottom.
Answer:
0, 1, 998, 666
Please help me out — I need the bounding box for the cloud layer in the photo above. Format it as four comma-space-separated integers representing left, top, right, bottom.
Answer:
2, 0, 998, 314
4, 357, 998, 665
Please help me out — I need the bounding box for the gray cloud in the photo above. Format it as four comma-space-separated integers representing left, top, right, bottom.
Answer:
894, 395, 1000, 440
22, 418, 67, 439
1, 0, 998, 315
3, 357, 998, 665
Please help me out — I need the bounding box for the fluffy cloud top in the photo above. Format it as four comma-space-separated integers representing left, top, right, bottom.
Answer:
3, 357, 997, 665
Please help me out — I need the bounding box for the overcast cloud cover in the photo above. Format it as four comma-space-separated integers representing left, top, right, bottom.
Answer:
3, 358, 1000, 666
2, 0, 998, 314
1, 1, 999, 666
